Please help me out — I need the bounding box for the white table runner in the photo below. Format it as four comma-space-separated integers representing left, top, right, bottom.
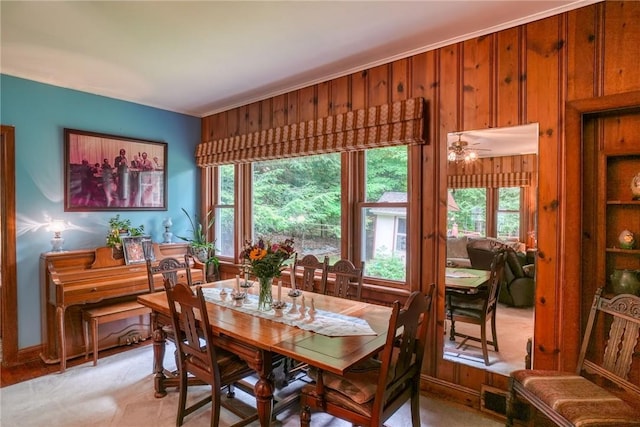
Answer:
201, 288, 377, 337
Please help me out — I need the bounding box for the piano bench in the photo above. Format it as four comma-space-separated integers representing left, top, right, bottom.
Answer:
82, 301, 151, 366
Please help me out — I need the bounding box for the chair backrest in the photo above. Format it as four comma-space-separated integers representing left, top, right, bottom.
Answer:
485, 249, 507, 314
325, 259, 364, 301
290, 253, 329, 293
372, 284, 435, 424
576, 288, 640, 396
164, 280, 221, 389
146, 256, 192, 293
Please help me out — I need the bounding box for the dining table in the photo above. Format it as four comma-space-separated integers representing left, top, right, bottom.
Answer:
137, 278, 393, 426
445, 267, 491, 293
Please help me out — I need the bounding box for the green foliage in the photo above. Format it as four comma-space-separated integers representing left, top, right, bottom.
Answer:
106, 214, 144, 248
365, 250, 406, 281
176, 208, 218, 266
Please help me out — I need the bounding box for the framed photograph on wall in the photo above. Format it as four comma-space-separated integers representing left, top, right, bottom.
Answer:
121, 235, 154, 264
64, 128, 167, 211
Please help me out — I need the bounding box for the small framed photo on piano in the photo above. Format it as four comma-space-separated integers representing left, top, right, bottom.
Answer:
121, 235, 154, 264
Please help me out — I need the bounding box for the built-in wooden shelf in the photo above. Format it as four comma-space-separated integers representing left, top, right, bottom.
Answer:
605, 247, 640, 255
606, 200, 640, 205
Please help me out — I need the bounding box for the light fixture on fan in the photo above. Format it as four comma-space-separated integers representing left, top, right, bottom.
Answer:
448, 134, 479, 163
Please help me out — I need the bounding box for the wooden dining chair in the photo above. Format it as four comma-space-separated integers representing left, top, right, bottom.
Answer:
324, 259, 365, 301
146, 256, 194, 293
446, 249, 507, 365
506, 288, 640, 426
290, 253, 329, 293
165, 280, 257, 427
299, 284, 435, 427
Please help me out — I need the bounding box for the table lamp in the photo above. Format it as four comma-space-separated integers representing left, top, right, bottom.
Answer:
49, 220, 66, 252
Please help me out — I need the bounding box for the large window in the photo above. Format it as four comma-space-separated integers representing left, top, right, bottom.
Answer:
213, 146, 410, 286
252, 154, 341, 261
447, 186, 522, 240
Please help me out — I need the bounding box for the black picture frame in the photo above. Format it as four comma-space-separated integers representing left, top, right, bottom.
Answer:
121, 235, 154, 265
64, 128, 167, 211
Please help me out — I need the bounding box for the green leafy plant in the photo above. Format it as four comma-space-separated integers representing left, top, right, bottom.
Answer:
176, 208, 218, 267
106, 214, 145, 249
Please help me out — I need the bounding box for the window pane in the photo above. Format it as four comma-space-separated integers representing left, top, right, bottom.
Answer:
363, 207, 406, 281
497, 187, 520, 239
215, 207, 234, 257
363, 146, 408, 282
448, 188, 486, 237
214, 164, 235, 257
219, 164, 234, 204
365, 146, 408, 202
252, 154, 341, 259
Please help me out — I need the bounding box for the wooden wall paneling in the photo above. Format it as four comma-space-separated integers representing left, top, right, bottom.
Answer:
259, 98, 273, 130
603, 1, 640, 95
391, 58, 409, 102
272, 94, 287, 128
246, 101, 261, 133
410, 52, 430, 99
226, 108, 240, 138
566, 3, 599, 100
496, 28, 522, 127
298, 86, 316, 122
367, 64, 391, 107
237, 105, 249, 136
436, 44, 461, 384
525, 15, 567, 371
351, 70, 367, 111
330, 75, 350, 114
316, 81, 331, 118
462, 36, 493, 130
202, 113, 227, 142
286, 92, 299, 125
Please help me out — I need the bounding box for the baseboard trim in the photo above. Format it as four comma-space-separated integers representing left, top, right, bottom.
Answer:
421, 375, 481, 409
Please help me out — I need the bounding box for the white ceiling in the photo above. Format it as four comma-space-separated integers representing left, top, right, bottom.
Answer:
447, 123, 539, 157
1, 1, 598, 117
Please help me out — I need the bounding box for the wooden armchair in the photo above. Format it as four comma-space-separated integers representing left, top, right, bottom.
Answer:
324, 259, 365, 301
290, 253, 329, 293
446, 249, 507, 365
506, 288, 640, 426
165, 281, 257, 427
300, 285, 435, 426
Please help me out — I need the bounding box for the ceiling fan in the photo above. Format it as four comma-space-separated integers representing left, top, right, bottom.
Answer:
447, 133, 490, 163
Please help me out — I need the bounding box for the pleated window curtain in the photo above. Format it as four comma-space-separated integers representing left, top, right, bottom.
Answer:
195, 97, 427, 167
447, 172, 532, 189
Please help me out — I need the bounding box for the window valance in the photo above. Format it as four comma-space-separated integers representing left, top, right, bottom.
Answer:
448, 172, 531, 189
195, 97, 426, 167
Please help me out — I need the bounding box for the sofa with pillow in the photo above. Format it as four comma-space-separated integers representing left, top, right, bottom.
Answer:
446, 235, 472, 268
465, 238, 535, 307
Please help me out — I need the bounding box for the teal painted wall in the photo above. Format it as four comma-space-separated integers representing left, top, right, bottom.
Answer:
1, 74, 201, 349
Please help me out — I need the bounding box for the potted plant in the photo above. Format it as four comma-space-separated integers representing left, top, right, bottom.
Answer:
176, 208, 219, 280
106, 214, 145, 250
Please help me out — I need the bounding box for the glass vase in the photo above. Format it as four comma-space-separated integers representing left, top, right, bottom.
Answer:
258, 276, 274, 311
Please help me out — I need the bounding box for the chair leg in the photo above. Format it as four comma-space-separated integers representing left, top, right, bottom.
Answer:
301, 404, 311, 427
411, 385, 421, 426
177, 363, 188, 426
505, 378, 516, 427
82, 315, 89, 361
91, 318, 99, 366
449, 319, 456, 341
480, 321, 489, 365
211, 386, 221, 427
490, 311, 499, 351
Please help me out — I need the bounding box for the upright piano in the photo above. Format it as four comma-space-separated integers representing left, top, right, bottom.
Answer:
40, 243, 201, 370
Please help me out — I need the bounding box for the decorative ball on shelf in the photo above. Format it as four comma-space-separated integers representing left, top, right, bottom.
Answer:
632, 172, 640, 200
618, 229, 636, 250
